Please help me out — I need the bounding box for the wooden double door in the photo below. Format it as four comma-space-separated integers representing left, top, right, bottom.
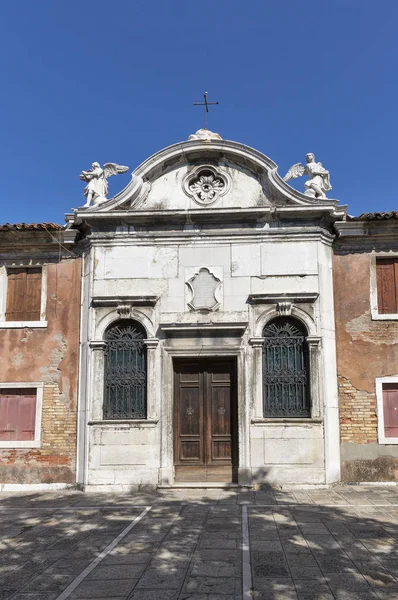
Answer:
174, 358, 237, 482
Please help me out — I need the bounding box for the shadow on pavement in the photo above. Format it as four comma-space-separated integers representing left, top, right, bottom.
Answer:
0, 485, 397, 599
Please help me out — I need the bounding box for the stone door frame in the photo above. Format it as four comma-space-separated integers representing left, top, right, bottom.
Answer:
173, 357, 238, 483
159, 345, 250, 487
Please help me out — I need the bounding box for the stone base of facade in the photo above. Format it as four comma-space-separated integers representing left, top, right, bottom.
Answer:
0, 483, 74, 491
341, 451, 398, 482
82, 483, 158, 493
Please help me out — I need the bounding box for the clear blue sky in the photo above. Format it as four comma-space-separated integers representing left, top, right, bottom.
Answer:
0, 1, 397, 224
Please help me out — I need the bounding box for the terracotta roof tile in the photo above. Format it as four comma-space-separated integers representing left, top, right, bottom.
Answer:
0, 223, 63, 231
348, 211, 398, 221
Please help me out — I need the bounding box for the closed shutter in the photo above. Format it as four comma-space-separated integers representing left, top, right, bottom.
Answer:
376, 259, 398, 314
5, 268, 42, 321
382, 384, 398, 437
0, 394, 18, 440
0, 389, 36, 441
25, 269, 42, 321
5, 269, 27, 321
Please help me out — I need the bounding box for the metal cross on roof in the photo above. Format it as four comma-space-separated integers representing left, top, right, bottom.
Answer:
193, 92, 219, 130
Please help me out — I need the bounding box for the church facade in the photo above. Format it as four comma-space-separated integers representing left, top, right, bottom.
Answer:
70, 132, 346, 489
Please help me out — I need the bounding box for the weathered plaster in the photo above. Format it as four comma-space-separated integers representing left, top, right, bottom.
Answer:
334, 253, 398, 391
0, 259, 81, 484
346, 310, 398, 345
334, 249, 398, 481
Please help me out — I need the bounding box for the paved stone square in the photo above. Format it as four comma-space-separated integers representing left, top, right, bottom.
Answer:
1, 486, 398, 599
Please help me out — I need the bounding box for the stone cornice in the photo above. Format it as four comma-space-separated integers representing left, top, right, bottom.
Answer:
0, 228, 78, 250
248, 292, 319, 305
69, 204, 347, 225
335, 220, 398, 238
91, 295, 159, 308
80, 229, 335, 247
334, 220, 398, 250
0, 229, 79, 261
159, 321, 248, 335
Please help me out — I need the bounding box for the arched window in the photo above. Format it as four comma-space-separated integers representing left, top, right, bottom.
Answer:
263, 317, 310, 418
103, 320, 147, 419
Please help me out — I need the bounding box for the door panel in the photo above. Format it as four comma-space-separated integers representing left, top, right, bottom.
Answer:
209, 386, 232, 461
211, 387, 231, 436
175, 362, 204, 465
174, 358, 236, 482
180, 388, 201, 437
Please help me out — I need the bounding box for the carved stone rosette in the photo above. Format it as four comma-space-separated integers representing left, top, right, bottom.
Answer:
183, 165, 230, 206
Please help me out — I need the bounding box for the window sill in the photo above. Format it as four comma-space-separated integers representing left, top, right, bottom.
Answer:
88, 419, 158, 428
0, 321, 47, 329
0, 441, 41, 449
378, 437, 398, 445
371, 311, 398, 321
251, 418, 323, 425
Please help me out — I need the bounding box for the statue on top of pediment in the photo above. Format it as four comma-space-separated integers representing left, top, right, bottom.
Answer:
79, 162, 129, 208
283, 153, 332, 199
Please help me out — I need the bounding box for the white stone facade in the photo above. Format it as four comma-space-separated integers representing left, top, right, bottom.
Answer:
70, 137, 346, 489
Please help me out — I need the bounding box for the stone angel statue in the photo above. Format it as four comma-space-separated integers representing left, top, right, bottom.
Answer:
283, 153, 332, 199
79, 162, 129, 207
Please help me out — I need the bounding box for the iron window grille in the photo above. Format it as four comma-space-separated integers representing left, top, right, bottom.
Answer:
263, 317, 310, 418
103, 320, 147, 419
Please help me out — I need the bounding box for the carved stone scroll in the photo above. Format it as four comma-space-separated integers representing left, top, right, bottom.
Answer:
117, 303, 132, 318
276, 301, 292, 316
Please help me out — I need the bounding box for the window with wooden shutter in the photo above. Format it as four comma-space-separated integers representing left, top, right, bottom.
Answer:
0, 389, 36, 441
5, 268, 42, 321
382, 383, 398, 438
376, 259, 398, 314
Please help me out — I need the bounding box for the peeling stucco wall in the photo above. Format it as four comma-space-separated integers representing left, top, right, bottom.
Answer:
0, 259, 81, 484
334, 252, 398, 481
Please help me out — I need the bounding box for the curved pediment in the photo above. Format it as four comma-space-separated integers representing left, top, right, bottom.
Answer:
77, 138, 342, 217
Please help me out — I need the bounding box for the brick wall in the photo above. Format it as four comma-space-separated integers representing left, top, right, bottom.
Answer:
338, 376, 377, 444
0, 385, 76, 483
